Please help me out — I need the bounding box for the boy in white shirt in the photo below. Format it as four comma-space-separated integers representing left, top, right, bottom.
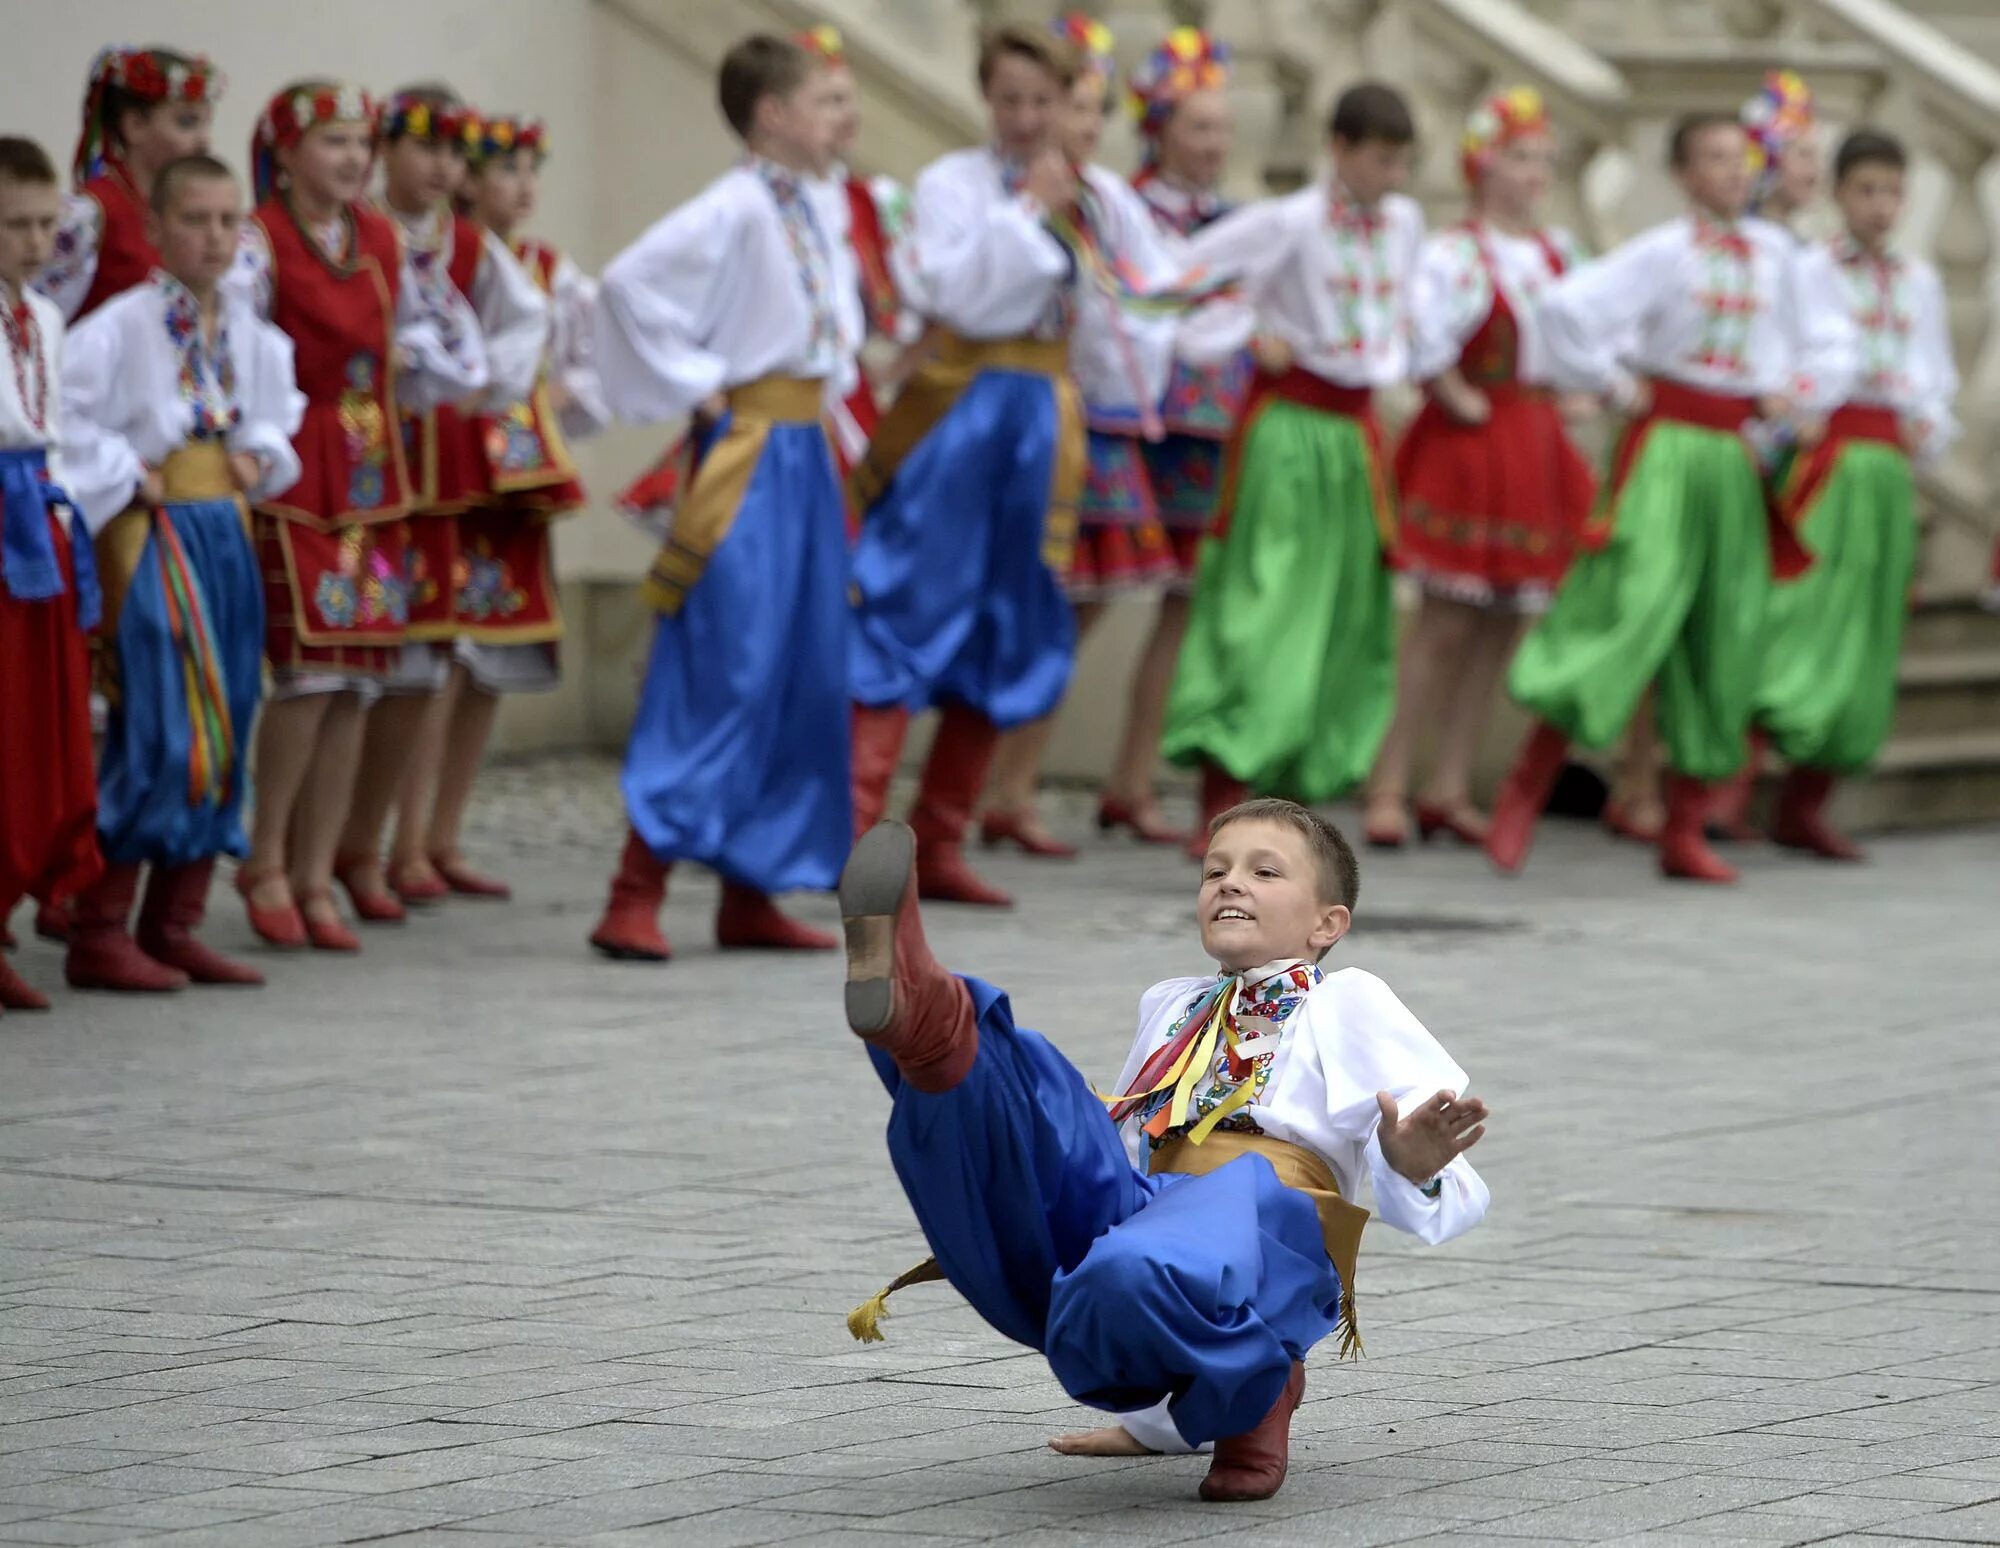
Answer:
837, 800, 1490, 1503
1487, 111, 1854, 884
1751, 129, 1958, 861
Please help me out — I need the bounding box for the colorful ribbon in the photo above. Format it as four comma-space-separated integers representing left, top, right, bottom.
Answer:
153, 513, 235, 806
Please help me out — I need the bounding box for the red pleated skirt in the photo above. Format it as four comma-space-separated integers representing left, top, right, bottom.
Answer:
0, 515, 101, 908
1395, 383, 1595, 608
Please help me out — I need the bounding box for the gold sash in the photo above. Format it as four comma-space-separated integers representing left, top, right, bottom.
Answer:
1150, 1130, 1368, 1358
95, 441, 246, 643
640, 375, 828, 616
847, 328, 1083, 576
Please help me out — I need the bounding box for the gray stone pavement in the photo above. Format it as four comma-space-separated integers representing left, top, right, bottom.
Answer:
3, 754, 1999, 1548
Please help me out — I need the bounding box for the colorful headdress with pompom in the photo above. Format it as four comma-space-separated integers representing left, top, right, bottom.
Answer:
469, 115, 547, 168
1126, 27, 1230, 149
1741, 69, 1815, 203
73, 46, 225, 188
795, 24, 847, 67
1460, 85, 1552, 187
250, 81, 380, 205
382, 93, 483, 152
1051, 12, 1116, 88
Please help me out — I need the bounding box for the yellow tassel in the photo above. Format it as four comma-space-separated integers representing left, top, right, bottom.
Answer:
1336, 1289, 1364, 1362
845, 1255, 947, 1344
847, 1291, 892, 1343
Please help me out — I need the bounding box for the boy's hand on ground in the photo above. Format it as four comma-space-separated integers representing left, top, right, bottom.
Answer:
1376, 1088, 1490, 1185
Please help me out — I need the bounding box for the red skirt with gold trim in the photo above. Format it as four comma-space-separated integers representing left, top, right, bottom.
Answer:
256, 511, 412, 676
1395, 383, 1594, 609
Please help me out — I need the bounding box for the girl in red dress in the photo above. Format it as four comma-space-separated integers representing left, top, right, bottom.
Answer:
230, 82, 420, 951
1362, 88, 1596, 849
385, 113, 604, 903
43, 46, 224, 325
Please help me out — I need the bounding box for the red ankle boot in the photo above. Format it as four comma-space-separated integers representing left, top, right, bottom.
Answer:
589, 829, 672, 961
1770, 766, 1863, 861
1201, 1361, 1306, 1503
838, 820, 978, 1091
0, 953, 50, 1010
137, 859, 265, 987
716, 882, 837, 950
1485, 723, 1570, 875
1660, 775, 1739, 883
34, 899, 72, 942
1186, 765, 1250, 860
911, 703, 1011, 907
1706, 725, 1769, 842
66, 865, 190, 993
851, 703, 912, 837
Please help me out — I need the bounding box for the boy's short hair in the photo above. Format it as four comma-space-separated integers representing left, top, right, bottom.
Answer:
150, 153, 236, 216
0, 137, 59, 190
1835, 127, 1907, 183
1327, 81, 1415, 147
1210, 798, 1361, 912
718, 35, 815, 139
1668, 111, 1741, 168
976, 23, 1079, 91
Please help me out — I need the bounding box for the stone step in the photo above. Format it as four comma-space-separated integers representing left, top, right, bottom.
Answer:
1903, 599, 2000, 652
1893, 646, 2000, 737
1838, 728, 2000, 831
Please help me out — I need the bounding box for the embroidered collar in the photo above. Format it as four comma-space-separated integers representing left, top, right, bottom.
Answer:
1831, 233, 1897, 270
1326, 176, 1384, 233
747, 153, 811, 202
153, 268, 239, 439
1137, 170, 1225, 232
1693, 212, 1752, 259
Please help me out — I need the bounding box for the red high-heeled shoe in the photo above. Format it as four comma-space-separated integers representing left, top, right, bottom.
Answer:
1095, 795, 1188, 847
978, 810, 1078, 859
334, 856, 407, 923
298, 893, 361, 952
1601, 799, 1662, 844
1415, 800, 1488, 847
234, 868, 307, 949
1361, 800, 1409, 850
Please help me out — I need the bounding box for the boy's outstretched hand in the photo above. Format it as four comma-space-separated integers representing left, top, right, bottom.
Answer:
1376, 1089, 1490, 1186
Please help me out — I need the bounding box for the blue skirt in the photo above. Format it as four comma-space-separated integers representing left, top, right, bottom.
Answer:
623, 422, 851, 894
98, 499, 264, 868
849, 369, 1075, 729
874, 977, 1342, 1448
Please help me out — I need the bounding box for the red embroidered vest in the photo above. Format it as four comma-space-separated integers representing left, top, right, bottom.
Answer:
75, 166, 157, 320
256, 197, 412, 528
474, 238, 580, 501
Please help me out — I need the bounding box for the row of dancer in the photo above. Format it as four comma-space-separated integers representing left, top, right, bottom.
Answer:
0, 47, 609, 1012
588, 19, 1958, 978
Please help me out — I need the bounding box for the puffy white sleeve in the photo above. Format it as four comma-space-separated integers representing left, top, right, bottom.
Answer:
1784, 242, 1859, 415
472, 231, 552, 408
1173, 197, 1298, 364
1408, 232, 1489, 383
39, 304, 70, 494
870, 174, 928, 344
227, 311, 306, 503
396, 245, 490, 415
1904, 259, 1960, 466
222, 220, 276, 321
549, 253, 610, 440
55, 305, 144, 533
594, 192, 736, 423
1311, 970, 1488, 1246
37, 194, 103, 322
910, 160, 1070, 336
1538, 224, 1680, 405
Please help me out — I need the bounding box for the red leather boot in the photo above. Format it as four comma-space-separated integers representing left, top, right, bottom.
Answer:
911, 703, 1011, 907
1484, 722, 1570, 875
838, 820, 977, 1091
588, 829, 672, 961
851, 703, 911, 837
1770, 766, 1863, 861
1706, 725, 1769, 842
137, 859, 265, 986
33, 900, 71, 942
1201, 1360, 1306, 1503
715, 881, 838, 950
66, 865, 190, 992
1659, 774, 1739, 883
1185, 765, 1250, 860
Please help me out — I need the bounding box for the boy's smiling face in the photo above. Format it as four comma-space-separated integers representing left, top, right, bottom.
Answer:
1197, 818, 1351, 974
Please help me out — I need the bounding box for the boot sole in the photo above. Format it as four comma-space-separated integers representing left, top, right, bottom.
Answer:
589, 937, 671, 963
839, 822, 914, 1036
